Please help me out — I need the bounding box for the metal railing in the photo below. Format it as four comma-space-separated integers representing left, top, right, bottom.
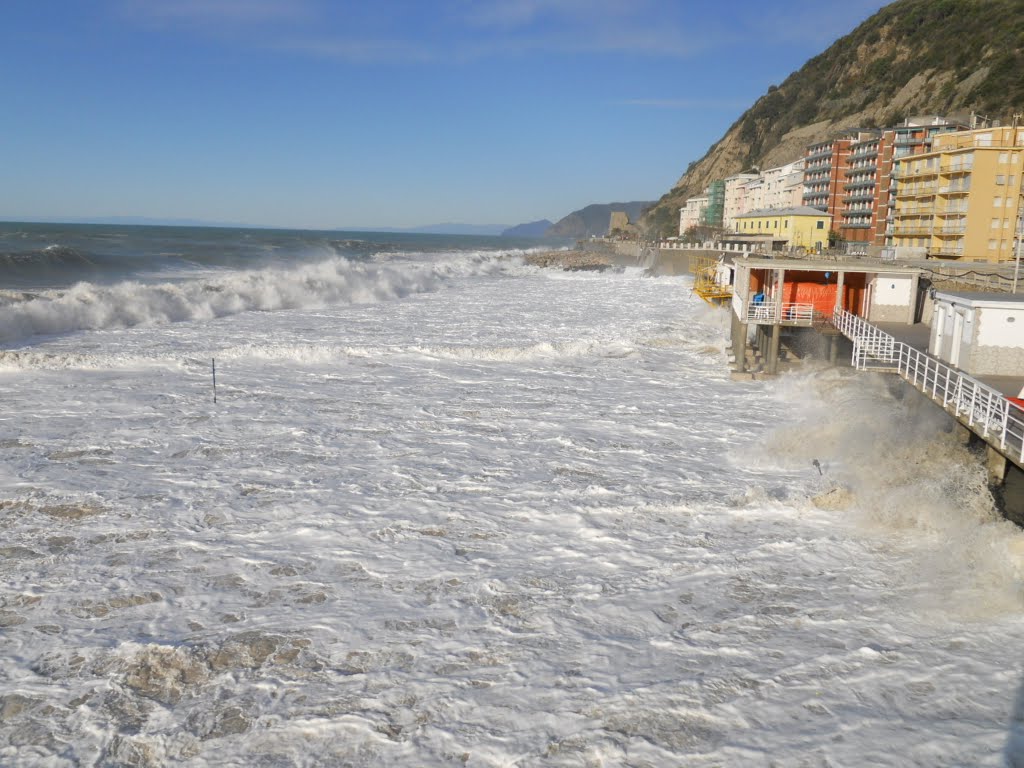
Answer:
832, 308, 1024, 462
746, 301, 816, 325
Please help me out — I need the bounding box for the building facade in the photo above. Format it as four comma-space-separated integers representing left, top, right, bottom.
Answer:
763, 159, 806, 211
733, 206, 831, 251
882, 116, 970, 246
803, 137, 857, 230
722, 173, 759, 230
701, 180, 726, 228
679, 195, 709, 236
890, 125, 1024, 262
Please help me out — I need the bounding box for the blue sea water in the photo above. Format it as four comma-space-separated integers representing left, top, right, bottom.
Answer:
2, 221, 1024, 766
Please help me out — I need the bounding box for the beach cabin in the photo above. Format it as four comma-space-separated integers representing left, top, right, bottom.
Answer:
729, 257, 926, 374
930, 291, 1024, 377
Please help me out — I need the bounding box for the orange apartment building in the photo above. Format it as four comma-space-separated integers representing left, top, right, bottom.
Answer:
803, 137, 856, 231
838, 118, 968, 250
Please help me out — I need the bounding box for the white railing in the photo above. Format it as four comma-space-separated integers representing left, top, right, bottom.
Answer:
746, 301, 816, 325
833, 308, 1024, 462
780, 303, 816, 325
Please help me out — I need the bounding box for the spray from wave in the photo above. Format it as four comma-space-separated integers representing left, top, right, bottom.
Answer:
0, 252, 522, 346
749, 365, 1024, 614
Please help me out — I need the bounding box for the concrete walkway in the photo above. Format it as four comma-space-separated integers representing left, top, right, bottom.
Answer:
876, 321, 1024, 398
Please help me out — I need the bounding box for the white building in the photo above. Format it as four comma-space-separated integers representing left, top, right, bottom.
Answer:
679, 195, 709, 236
930, 290, 1024, 376
762, 159, 806, 211
722, 173, 759, 231
740, 178, 765, 220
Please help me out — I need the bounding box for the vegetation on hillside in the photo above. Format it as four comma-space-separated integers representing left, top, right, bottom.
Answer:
641, 0, 1024, 237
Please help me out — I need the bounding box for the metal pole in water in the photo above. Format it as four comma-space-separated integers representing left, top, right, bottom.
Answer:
212, 358, 217, 404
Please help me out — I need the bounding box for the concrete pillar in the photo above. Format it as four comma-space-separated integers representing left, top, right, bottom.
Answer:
988, 447, 1008, 486
1001, 463, 1024, 528
768, 323, 782, 375
835, 271, 846, 313
827, 336, 837, 364
731, 311, 746, 372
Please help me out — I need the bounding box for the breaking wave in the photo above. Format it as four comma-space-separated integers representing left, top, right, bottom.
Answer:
0, 253, 520, 346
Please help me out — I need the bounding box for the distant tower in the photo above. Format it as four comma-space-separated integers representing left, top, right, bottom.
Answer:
608, 211, 635, 236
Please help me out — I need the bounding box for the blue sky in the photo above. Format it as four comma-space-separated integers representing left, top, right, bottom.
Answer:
2, 0, 892, 230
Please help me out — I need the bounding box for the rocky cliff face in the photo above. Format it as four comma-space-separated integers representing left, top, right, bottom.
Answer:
642, 0, 1024, 236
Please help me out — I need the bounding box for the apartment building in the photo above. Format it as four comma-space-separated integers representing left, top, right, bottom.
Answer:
722, 173, 759, 230
763, 159, 806, 211
803, 136, 858, 230
679, 194, 709, 236
702, 180, 726, 228
838, 132, 886, 247
890, 125, 1024, 262
734, 206, 831, 251
882, 116, 969, 246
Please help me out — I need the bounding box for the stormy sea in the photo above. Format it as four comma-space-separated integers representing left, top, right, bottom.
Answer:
3, 222, 1024, 766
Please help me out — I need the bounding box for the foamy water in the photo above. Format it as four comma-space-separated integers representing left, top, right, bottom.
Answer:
2, 248, 1024, 766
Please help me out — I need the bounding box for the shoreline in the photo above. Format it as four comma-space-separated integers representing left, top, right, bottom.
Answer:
523, 250, 612, 271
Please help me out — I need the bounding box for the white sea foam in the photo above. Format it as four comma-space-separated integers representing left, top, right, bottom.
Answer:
2, 263, 1023, 766
0, 252, 520, 346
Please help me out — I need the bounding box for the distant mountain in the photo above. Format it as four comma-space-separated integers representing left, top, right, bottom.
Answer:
501, 219, 554, 238
546, 202, 653, 239
642, 0, 1024, 236
343, 223, 510, 236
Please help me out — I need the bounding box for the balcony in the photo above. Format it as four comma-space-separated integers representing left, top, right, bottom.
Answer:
930, 246, 965, 258
938, 184, 971, 195
893, 225, 933, 236
805, 147, 834, 162
940, 161, 973, 174
843, 192, 876, 204
843, 178, 876, 190
893, 166, 938, 180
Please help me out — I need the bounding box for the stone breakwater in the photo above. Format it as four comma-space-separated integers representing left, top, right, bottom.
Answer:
523, 251, 611, 271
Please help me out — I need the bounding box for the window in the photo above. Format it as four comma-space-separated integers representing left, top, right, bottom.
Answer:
816, 221, 825, 229
996, 197, 1004, 207
988, 239, 997, 250
996, 175, 1006, 185
993, 218, 1001, 229
1011, 176, 1018, 186
784, 220, 790, 228
999, 152, 1009, 163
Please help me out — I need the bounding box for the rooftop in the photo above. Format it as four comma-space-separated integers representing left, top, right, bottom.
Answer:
735, 206, 831, 218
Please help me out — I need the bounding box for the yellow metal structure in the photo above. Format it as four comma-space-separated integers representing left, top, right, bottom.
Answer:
692, 255, 732, 305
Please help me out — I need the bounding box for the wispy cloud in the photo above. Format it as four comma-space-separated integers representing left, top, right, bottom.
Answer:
273, 36, 436, 64
115, 0, 884, 63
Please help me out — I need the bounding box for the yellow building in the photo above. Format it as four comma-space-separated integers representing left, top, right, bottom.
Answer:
733, 206, 831, 251
890, 125, 1024, 262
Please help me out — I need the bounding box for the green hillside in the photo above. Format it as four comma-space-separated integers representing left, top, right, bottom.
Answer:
642, 0, 1024, 237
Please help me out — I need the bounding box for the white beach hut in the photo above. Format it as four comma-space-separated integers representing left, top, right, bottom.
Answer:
929, 290, 1024, 377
